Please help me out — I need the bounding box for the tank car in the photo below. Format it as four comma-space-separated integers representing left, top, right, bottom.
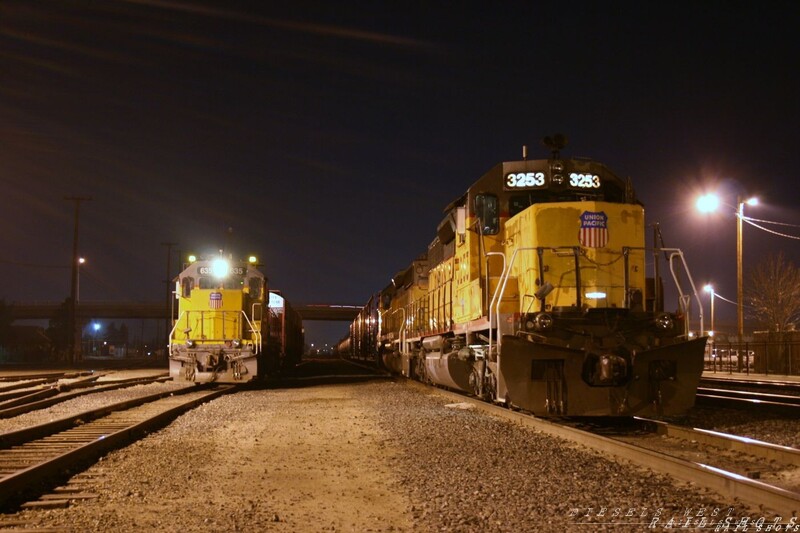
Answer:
168, 254, 303, 383
346, 141, 707, 416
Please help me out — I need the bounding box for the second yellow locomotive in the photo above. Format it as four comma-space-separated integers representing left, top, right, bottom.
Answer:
169, 254, 303, 383
342, 140, 707, 416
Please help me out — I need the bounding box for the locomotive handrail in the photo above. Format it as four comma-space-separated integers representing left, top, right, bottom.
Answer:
666, 248, 704, 338
241, 310, 262, 354
167, 311, 187, 357
485, 251, 507, 355
391, 308, 407, 354
623, 246, 705, 338
492, 247, 535, 352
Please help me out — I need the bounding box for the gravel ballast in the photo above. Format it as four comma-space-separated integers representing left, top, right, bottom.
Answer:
0, 378, 790, 532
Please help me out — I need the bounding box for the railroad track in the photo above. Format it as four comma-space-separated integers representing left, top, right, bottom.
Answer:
696, 386, 800, 413
409, 381, 800, 516
701, 376, 800, 394
0, 371, 93, 384
0, 373, 171, 419
0, 383, 233, 510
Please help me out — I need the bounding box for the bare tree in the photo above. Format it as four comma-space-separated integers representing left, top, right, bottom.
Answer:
745, 251, 800, 332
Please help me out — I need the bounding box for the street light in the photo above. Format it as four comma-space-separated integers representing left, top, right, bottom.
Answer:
703, 284, 715, 338
695, 192, 757, 364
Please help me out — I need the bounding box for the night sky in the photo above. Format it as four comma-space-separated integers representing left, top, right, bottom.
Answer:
2, 0, 799, 346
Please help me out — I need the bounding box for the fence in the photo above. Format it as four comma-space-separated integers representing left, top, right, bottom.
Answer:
704, 340, 799, 376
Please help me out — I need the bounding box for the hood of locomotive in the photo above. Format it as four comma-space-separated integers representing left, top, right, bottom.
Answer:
175, 288, 243, 339
498, 200, 706, 416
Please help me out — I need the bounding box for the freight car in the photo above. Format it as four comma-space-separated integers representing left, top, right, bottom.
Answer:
341, 139, 707, 416
169, 254, 303, 383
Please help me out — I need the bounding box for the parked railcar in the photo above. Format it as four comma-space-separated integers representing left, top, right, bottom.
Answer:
169, 254, 303, 383
344, 140, 707, 416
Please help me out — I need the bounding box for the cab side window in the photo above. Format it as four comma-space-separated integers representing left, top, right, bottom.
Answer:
474, 193, 499, 235
181, 277, 194, 298
248, 277, 262, 299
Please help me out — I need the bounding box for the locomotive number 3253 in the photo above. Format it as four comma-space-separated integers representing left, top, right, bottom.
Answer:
569, 173, 601, 188
505, 172, 545, 188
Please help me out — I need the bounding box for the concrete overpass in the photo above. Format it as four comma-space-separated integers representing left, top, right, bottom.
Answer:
8, 301, 361, 322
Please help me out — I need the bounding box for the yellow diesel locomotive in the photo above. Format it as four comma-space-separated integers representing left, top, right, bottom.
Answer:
343, 141, 707, 416
169, 254, 303, 383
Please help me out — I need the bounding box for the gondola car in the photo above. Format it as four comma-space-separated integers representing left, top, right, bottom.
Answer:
168, 254, 303, 383
344, 139, 707, 416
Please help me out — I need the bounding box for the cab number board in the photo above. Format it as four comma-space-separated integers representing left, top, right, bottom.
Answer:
570, 173, 601, 188
198, 266, 246, 276
505, 172, 546, 189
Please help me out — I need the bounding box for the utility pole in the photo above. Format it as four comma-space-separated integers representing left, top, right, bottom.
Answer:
66, 196, 92, 365
161, 241, 178, 361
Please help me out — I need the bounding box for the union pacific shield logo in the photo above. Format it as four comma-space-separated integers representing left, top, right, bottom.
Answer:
209, 292, 223, 309
579, 211, 608, 248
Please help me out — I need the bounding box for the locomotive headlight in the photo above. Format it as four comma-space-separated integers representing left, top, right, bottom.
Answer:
655, 313, 674, 330
211, 258, 230, 278
534, 313, 554, 331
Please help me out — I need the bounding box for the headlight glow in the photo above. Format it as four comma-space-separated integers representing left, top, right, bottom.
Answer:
211, 258, 229, 278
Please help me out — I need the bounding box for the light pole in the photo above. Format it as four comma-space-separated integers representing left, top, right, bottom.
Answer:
736, 196, 757, 349
703, 284, 715, 338
77, 257, 86, 302
65, 195, 92, 364
161, 241, 178, 359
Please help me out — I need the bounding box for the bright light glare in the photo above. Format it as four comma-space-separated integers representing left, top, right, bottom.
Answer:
585, 292, 607, 299
211, 258, 229, 278
745, 197, 758, 206
248, 255, 257, 264
696, 193, 720, 213
188, 255, 197, 263
92, 322, 101, 332
703, 284, 714, 294
78, 257, 86, 264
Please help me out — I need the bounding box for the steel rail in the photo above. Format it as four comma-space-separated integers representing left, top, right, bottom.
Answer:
0, 372, 90, 383
701, 377, 800, 392
0, 375, 172, 419
697, 387, 800, 412
406, 380, 800, 516
0, 379, 56, 398
638, 417, 800, 466
0, 385, 233, 508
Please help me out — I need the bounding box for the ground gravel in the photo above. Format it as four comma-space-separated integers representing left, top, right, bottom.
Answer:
0, 378, 789, 532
